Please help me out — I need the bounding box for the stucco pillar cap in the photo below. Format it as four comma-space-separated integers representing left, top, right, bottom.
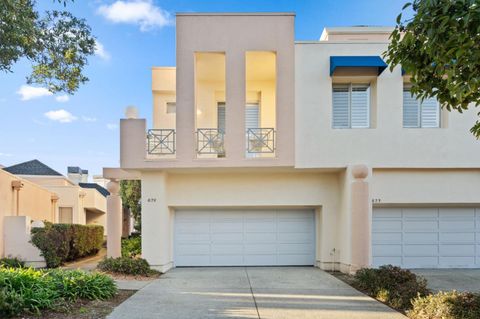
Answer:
351, 164, 368, 179
124, 106, 139, 119
106, 180, 120, 194
11, 180, 24, 190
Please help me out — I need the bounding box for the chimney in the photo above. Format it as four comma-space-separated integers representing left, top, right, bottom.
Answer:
81, 169, 89, 183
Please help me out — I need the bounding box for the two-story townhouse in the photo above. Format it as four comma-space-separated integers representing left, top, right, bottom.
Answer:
104, 13, 480, 273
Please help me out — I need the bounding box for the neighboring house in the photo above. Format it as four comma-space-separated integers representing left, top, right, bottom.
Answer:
3, 160, 108, 234
104, 13, 480, 273
0, 168, 57, 257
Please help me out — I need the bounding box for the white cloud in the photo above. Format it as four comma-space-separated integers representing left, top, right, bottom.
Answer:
55, 94, 70, 103
17, 85, 53, 101
107, 123, 118, 130
95, 41, 111, 60
44, 109, 78, 123
0, 152, 13, 157
97, 0, 172, 31
82, 116, 97, 122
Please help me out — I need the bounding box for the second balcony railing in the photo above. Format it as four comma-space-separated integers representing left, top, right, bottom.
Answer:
196, 128, 225, 156
247, 128, 275, 154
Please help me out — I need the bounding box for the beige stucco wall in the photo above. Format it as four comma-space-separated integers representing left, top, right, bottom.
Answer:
0, 170, 55, 257
372, 169, 480, 205
141, 170, 343, 271
295, 41, 480, 168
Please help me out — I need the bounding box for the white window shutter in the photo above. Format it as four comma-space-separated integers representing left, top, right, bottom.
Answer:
403, 90, 419, 127
420, 97, 440, 128
217, 103, 226, 133
332, 85, 349, 128
350, 85, 370, 128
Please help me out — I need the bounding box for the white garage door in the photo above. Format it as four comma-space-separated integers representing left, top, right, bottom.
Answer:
373, 207, 480, 268
174, 209, 315, 266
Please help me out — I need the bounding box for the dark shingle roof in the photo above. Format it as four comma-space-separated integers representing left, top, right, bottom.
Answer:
3, 159, 63, 176
79, 183, 110, 197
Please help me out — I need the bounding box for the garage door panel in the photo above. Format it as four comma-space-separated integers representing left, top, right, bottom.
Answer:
440, 257, 475, 267
404, 220, 438, 231
440, 244, 475, 256
403, 232, 438, 243
177, 244, 210, 255
404, 257, 438, 268
404, 245, 438, 257
373, 220, 402, 231
439, 208, 475, 218
245, 220, 276, 232
211, 232, 243, 242
244, 232, 276, 242
440, 220, 475, 231
403, 208, 438, 218
440, 232, 475, 243
211, 244, 243, 254
373, 207, 480, 269
278, 232, 312, 243
372, 232, 402, 243
277, 221, 311, 232
175, 209, 315, 266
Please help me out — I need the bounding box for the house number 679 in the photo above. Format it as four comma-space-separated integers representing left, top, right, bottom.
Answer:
147, 198, 157, 203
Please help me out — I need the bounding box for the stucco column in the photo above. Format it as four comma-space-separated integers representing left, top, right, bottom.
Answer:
106, 180, 122, 258
141, 171, 172, 272
350, 165, 371, 272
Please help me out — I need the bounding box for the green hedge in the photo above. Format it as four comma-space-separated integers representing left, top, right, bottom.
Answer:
0, 267, 116, 317
31, 223, 104, 268
409, 291, 480, 319
121, 236, 141, 258
354, 265, 430, 311
98, 257, 159, 277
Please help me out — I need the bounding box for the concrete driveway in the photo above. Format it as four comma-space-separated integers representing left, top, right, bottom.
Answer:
108, 267, 405, 319
413, 269, 480, 292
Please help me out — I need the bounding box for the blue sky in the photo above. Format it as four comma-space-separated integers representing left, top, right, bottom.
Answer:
0, 0, 410, 178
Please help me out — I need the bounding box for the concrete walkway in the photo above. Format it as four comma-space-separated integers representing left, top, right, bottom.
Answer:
62, 248, 107, 271
413, 269, 480, 292
108, 267, 406, 319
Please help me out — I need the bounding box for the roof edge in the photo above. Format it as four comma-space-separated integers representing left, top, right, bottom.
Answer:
176, 12, 295, 17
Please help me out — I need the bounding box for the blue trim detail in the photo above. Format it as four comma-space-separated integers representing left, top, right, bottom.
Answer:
330, 56, 388, 76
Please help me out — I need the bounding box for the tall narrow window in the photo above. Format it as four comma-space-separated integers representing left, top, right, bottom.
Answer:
59, 207, 73, 224
332, 84, 370, 128
217, 102, 226, 133
403, 86, 440, 128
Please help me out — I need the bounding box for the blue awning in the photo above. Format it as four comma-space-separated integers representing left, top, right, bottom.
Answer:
330, 56, 388, 76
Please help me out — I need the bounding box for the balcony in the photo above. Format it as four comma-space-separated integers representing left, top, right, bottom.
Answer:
246, 128, 275, 154
196, 129, 225, 157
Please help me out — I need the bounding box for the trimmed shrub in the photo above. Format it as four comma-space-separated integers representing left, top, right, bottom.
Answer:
31, 222, 103, 268
98, 257, 158, 276
0, 257, 25, 268
354, 265, 430, 311
121, 236, 141, 258
0, 267, 116, 317
409, 291, 480, 319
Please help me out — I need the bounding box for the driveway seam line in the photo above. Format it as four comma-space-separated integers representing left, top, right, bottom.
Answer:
244, 267, 261, 319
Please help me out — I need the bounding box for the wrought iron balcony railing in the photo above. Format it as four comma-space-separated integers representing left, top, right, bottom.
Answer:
247, 128, 275, 153
196, 128, 225, 155
147, 129, 175, 155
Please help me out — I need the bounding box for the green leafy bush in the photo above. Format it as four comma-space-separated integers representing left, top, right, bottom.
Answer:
409, 291, 480, 319
98, 257, 158, 276
354, 265, 430, 311
31, 222, 103, 268
0, 257, 25, 268
0, 267, 116, 317
121, 236, 141, 258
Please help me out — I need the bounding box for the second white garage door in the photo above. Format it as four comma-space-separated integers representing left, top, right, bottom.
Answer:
174, 209, 315, 266
373, 207, 480, 268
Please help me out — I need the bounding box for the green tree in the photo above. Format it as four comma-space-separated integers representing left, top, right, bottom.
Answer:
120, 180, 141, 232
0, 0, 95, 94
384, 0, 480, 137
